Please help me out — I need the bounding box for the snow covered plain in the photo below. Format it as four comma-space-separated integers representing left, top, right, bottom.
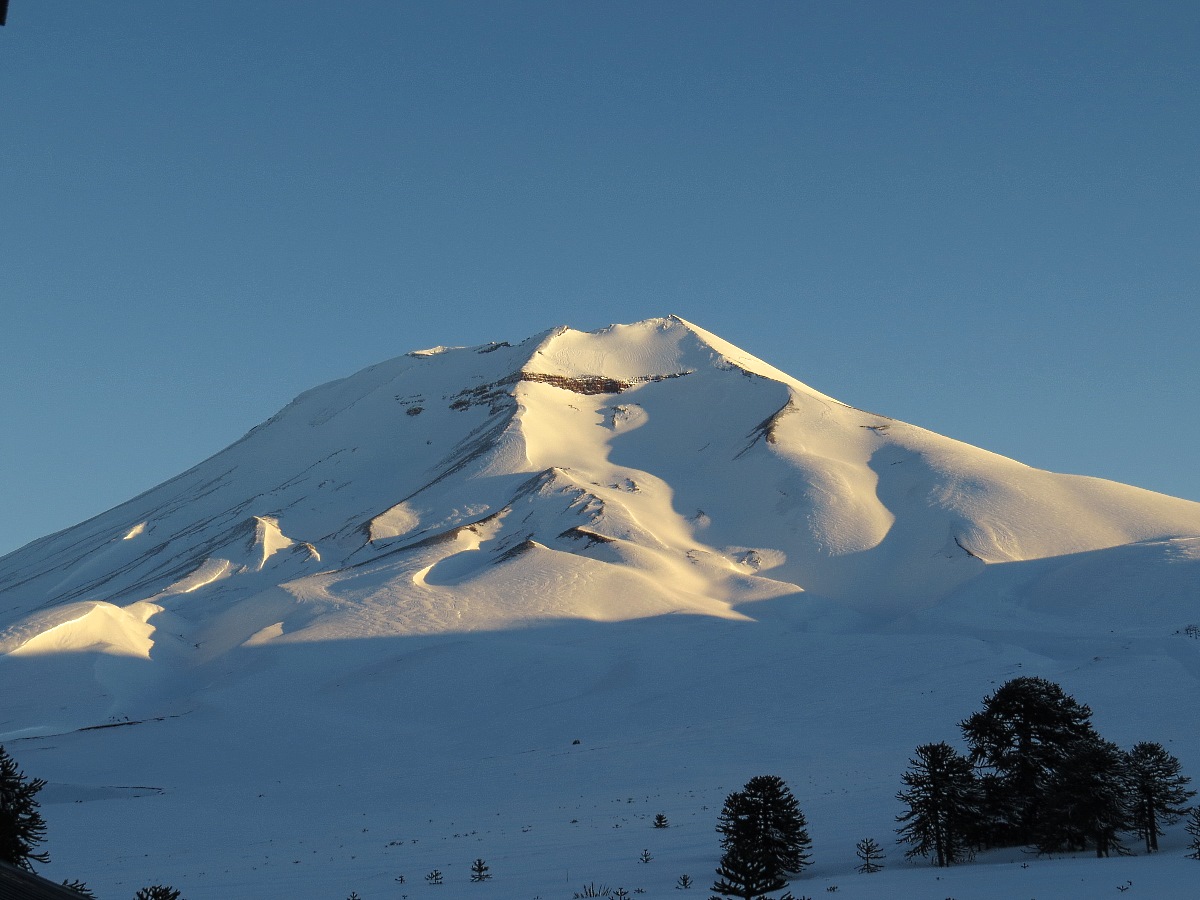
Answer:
1, 316, 1198, 898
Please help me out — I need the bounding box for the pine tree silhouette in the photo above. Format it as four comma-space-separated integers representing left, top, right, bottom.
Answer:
712, 775, 812, 898
1185, 807, 1200, 860
854, 837, 885, 873
896, 742, 981, 867
0, 745, 49, 871
1035, 735, 1130, 857
470, 858, 492, 881
960, 677, 1098, 847
1126, 742, 1195, 853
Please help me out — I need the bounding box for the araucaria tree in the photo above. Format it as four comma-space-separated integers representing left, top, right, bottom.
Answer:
854, 837, 885, 873
711, 827, 782, 900
0, 744, 49, 871
1125, 741, 1195, 853
711, 775, 812, 899
470, 857, 492, 881
959, 676, 1099, 847
895, 742, 981, 867
909, 677, 1197, 859
1186, 807, 1200, 859
1036, 735, 1130, 857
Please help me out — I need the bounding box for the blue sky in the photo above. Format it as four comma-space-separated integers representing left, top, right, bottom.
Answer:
1, 1, 1198, 556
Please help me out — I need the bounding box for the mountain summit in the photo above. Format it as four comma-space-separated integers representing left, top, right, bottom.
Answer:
2, 316, 1198, 668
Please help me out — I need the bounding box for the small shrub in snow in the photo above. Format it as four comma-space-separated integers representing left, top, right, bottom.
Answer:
425, 869, 443, 885
674, 873, 692, 889
638, 848, 652, 863
653, 813, 669, 828
572, 884, 611, 898
469, 857, 491, 881
854, 837, 885, 873
133, 887, 182, 900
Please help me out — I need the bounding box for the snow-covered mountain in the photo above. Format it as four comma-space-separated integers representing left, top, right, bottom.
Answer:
2, 317, 1199, 899
3, 315, 1196, 660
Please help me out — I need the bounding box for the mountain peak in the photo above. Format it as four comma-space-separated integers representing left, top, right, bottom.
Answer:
516, 315, 817, 392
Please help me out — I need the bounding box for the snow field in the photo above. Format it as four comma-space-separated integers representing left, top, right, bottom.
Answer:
13, 606, 1199, 899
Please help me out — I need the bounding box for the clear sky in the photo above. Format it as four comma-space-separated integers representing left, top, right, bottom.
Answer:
1, 1, 1198, 557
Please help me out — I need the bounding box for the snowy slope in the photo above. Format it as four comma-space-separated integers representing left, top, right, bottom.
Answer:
2, 316, 1195, 653
1, 316, 1199, 899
